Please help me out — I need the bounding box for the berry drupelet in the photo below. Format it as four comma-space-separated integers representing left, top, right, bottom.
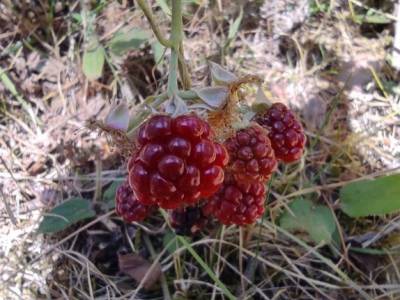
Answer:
255, 103, 306, 163
115, 181, 154, 223
128, 114, 229, 209
224, 125, 277, 183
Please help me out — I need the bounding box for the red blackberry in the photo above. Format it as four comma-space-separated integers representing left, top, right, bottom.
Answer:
255, 103, 306, 163
224, 125, 277, 183
203, 174, 266, 226
115, 181, 154, 223
128, 114, 229, 209
169, 206, 208, 236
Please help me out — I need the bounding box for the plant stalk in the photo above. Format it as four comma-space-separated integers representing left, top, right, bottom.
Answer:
167, 0, 183, 96
136, 0, 172, 48
178, 41, 192, 90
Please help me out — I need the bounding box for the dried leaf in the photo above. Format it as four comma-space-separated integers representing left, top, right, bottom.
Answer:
194, 86, 229, 109
252, 86, 271, 113
105, 103, 130, 132
118, 253, 162, 289
209, 61, 237, 85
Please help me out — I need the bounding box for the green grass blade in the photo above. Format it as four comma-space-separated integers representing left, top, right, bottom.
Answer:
177, 236, 236, 300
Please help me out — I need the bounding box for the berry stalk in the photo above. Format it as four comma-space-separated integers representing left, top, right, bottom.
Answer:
167, 0, 183, 96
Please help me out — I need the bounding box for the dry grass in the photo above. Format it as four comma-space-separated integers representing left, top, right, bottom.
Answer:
0, 0, 399, 299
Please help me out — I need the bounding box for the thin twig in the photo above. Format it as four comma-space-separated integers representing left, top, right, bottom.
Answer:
0, 189, 17, 226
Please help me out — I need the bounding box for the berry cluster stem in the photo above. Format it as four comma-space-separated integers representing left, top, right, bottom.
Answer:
167, 0, 183, 95
136, 0, 191, 95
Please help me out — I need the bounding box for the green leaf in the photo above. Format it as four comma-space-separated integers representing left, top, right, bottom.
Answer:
354, 11, 392, 25
38, 198, 95, 234
105, 103, 130, 132
340, 174, 400, 217
151, 41, 165, 65
108, 28, 150, 56
279, 198, 336, 245
103, 181, 122, 209
71, 12, 82, 24
363, 14, 391, 24
82, 42, 105, 80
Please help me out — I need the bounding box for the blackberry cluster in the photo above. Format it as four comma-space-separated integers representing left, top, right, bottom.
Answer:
255, 103, 306, 163
115, 181, 154, 223
224, 125, 277, 183
116, 104, 305, 229
128, 114, 228, 209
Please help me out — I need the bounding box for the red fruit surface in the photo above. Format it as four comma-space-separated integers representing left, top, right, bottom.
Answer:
224, 125, 277, 183
203, 174, 266, 226
255, 103, 306, 163
128, 114, 229, 209
115, 181, 154, 223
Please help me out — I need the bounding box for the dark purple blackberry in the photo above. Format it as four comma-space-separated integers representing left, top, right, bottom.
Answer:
169, 206, 208, 236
